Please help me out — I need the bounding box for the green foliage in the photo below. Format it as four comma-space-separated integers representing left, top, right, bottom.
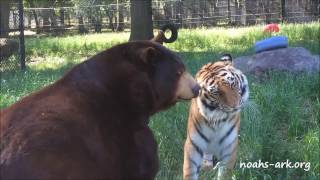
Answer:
1, 23, 319, 179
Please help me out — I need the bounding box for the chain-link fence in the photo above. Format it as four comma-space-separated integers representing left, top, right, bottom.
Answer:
0, 0, 25, 72
19, 0, 320, 34
1, 0, 319, 71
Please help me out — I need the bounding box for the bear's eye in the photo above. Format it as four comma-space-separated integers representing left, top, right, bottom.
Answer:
176, 71, 182, 76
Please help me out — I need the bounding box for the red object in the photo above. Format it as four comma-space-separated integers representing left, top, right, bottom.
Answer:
263, 23, 280, 33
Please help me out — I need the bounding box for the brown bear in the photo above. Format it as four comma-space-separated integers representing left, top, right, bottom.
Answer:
0, 31, 200, 180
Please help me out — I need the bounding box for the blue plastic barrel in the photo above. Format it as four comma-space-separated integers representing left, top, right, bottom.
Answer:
254, 36, 288, 53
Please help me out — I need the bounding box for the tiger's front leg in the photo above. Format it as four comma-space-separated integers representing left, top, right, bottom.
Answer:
217, 139, 238, 180
183, 136, 204, 180
202, 153, 214, 170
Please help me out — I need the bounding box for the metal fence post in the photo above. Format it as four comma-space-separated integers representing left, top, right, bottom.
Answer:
18, 0, 26, 70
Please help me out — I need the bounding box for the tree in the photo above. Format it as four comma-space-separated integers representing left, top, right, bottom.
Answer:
129, 0, 153, 41
42, 0, 58, 32
281, 0, 286, 22
27, 0, 41, 34
74, 0, 103, 33
24, 0, 60, 32
116, 1, 125, 32
0, 0, 10, 37
59, 0, 66, 27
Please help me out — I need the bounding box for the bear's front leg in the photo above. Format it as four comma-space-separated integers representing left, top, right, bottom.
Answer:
126, 126, 159, 180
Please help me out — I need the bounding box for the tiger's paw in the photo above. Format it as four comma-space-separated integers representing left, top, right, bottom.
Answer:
201, 159, 213, 170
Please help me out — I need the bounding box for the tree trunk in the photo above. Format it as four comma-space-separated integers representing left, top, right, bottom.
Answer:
246, 0, 256, 25
42, 0, 58, 32
28, 0, 40, 34
60, 9, 65, 26
107, 11, 115, 32
234, 0, 242, 25
49, 9, 58, 29
78, 15, 87, 34
116, 4, 124, 32
265, 0, 271, 24
227, 0, 231, 24
190, 2, 198, 28
129, 0, 153, 41
281, 0, 286, 22
42, 10, 51, 32
241, 0, 247, 25
27, 12, 32, 28
32, 10, 40, 34
59, 0, 65, 27
67, 13, 71, 26
13, 11, 18, 29
177, 1, 183, 28
0, 0, 10, 37
93, 7, 102, 33
212, 0, 218, 26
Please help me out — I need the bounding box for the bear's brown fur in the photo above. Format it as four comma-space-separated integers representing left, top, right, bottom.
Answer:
0, 39, 200, 179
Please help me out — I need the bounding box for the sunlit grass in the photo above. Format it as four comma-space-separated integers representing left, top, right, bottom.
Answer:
166, 22, 320, 54
1, 22, 319, 179
151, 72, 319, 180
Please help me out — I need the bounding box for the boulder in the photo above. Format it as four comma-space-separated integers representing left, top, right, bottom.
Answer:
234, 47, 320, 76
0, 38, 19, 61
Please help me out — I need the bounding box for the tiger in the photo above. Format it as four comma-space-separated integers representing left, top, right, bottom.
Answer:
183, 54, 249, 180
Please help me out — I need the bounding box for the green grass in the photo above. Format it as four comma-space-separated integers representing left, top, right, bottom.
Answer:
1, 22, 319, 179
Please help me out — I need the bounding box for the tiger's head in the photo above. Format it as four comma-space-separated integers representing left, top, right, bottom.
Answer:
196, 54, 249, 112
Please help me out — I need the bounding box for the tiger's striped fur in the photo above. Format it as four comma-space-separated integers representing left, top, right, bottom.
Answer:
183, 54, 249, 180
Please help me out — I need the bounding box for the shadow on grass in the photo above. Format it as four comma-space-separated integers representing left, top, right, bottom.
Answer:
0, 60, 77, 108
0, 51, 216, 108
1, 49, 319, 179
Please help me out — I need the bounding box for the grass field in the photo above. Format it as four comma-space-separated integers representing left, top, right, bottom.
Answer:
1, 23, 319, 179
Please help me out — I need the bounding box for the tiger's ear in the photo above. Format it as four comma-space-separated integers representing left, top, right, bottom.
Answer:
220, 54, 233, 62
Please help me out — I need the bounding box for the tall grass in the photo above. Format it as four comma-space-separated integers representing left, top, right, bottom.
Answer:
167, 22, 319, 54
21, 22, 319, 62
1, 23, 319, 179
150, 72, 319, 180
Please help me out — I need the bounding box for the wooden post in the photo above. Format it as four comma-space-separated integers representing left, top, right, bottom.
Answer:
18, 0, 25, 70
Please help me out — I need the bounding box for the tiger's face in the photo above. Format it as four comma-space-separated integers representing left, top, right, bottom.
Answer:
196, 54, 249, 112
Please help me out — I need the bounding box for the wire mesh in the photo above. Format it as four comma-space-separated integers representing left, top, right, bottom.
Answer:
1, 0, 319, 72
0, 1, 24, 72
19, 0, 320, 34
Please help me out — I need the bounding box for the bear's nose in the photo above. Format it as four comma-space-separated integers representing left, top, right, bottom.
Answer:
192, 84, 201, 97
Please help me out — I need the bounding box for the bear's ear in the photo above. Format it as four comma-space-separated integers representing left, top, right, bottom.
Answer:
140, 47, 159, 64
220, 54, 232, 62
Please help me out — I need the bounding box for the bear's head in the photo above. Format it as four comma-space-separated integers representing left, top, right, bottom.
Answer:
126, 42, 200, 114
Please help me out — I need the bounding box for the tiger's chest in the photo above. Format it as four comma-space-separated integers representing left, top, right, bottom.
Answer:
196, 98, 240, 158
205, 120, 239, 158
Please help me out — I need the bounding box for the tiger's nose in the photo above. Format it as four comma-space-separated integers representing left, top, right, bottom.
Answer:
192, 84, 201, 97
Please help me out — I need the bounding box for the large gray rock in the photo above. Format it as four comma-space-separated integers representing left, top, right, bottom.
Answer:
234, 47, 320, 76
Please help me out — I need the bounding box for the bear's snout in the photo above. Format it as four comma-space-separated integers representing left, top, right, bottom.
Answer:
192, 84, 201, 97
176, 72, 200, 100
